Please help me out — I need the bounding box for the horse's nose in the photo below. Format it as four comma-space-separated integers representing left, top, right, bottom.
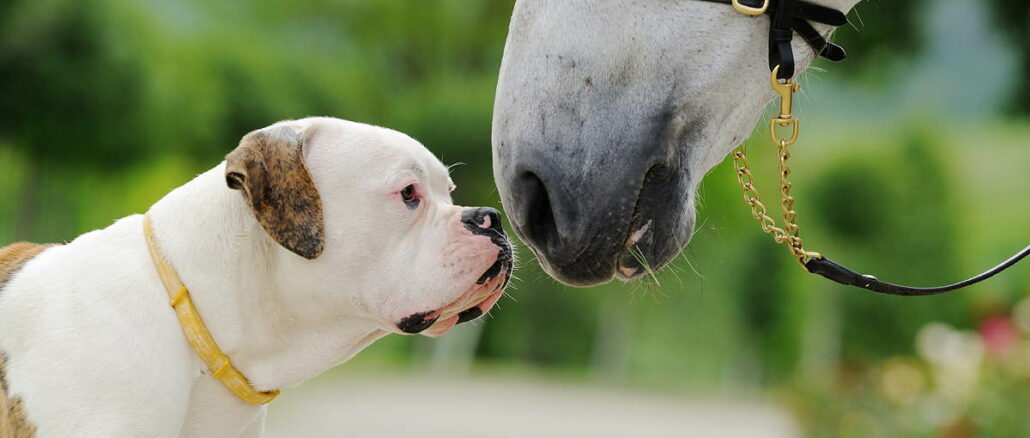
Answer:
510, 171, 561, 256
500, 149, 687, 286
504, 157, 649, 284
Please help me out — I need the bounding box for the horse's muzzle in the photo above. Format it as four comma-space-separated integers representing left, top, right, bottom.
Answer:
500, 157, 693, 286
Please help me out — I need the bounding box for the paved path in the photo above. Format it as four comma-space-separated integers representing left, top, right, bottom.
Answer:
266, 374, 799, 438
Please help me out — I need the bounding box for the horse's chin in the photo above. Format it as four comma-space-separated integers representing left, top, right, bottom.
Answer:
529, 235, 690, 287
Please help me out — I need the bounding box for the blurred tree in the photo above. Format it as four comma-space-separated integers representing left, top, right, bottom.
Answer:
0, 0, 146, 239
827, 0, 1029, 113
987, 0, 1030, 112
827, 0, 921, 83
736, 235, 802, 383
811, 129, 969, 362
0, 0, 146, 167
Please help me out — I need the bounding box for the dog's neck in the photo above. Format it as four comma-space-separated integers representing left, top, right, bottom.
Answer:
147, 165, 387, 392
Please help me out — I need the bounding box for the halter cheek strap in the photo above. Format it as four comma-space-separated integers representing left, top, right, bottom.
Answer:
698, 0, 848, 79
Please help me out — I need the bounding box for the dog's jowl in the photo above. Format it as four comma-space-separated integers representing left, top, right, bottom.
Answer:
0, 117, 512, 437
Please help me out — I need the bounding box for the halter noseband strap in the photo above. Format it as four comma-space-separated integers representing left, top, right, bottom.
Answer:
698, 0, 848, 79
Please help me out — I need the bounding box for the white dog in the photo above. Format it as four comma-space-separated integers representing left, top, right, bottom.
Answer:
0, 117, 512, 437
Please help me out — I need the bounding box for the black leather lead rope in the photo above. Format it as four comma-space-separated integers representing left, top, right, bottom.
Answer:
768, 0, 798, 78
805, 246, 1030, 296
700, 0, 1030, 295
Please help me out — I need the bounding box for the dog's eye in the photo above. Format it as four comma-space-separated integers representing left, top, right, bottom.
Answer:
400, 185, 416, 201
400, 185, 419, 208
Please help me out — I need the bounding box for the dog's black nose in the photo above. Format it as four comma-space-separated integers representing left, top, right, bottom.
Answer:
462, 207, 504, 234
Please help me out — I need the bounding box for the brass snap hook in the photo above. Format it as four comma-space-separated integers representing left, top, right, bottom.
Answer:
769, 66, 799, 124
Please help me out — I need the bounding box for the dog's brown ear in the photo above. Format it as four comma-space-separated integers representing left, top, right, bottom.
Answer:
225, 126, 324, 259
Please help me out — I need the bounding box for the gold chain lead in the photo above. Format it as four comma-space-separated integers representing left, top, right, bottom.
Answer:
733, 67, 821, 267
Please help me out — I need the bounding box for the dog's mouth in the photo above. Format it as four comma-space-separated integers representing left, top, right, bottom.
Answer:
396, 246, 513, 336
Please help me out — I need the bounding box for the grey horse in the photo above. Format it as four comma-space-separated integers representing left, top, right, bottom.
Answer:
492, 0, 860, 286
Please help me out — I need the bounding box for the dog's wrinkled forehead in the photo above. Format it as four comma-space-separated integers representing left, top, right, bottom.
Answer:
280, 117, 453, 196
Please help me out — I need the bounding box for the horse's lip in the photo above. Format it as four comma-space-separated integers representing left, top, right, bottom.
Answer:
615, 260, 644, 280
533, 233, 647, 285
614, 247, 651, 281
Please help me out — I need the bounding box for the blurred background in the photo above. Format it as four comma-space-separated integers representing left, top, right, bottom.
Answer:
1, 0, 1028, 436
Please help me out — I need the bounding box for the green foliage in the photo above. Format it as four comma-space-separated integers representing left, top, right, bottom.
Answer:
0, 0, 146, 166
821, 0, 1030, 113
828, 0, 921, 81
987, 0, 1030, 112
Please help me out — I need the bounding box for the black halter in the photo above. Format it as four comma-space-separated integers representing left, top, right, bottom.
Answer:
697, 0, 848, 79
699, 0, 1030, 295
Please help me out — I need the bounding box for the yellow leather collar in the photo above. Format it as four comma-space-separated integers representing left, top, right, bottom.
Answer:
142, 214, 279, 404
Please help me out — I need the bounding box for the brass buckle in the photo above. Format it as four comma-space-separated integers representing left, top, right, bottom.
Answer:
732, 0, 769, 16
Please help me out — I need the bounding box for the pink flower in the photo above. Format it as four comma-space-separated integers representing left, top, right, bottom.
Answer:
979, 316, 1018, 358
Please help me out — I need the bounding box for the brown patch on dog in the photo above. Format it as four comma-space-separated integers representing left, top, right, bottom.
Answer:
0, 243, 54, 292
0, 242, 51, 438
225, 126, 325, 259
0, 353, 36, 438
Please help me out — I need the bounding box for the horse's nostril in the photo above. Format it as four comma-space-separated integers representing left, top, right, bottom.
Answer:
517, 171, 560, 251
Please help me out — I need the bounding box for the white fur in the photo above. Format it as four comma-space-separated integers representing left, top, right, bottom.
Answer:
0, 117, 506, 437
490, 0, 862, 283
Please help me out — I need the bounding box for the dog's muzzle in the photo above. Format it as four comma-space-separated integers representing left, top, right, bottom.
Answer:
397, 207, 513, 335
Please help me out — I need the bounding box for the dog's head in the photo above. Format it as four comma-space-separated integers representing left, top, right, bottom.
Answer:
225, 117, 512, 337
